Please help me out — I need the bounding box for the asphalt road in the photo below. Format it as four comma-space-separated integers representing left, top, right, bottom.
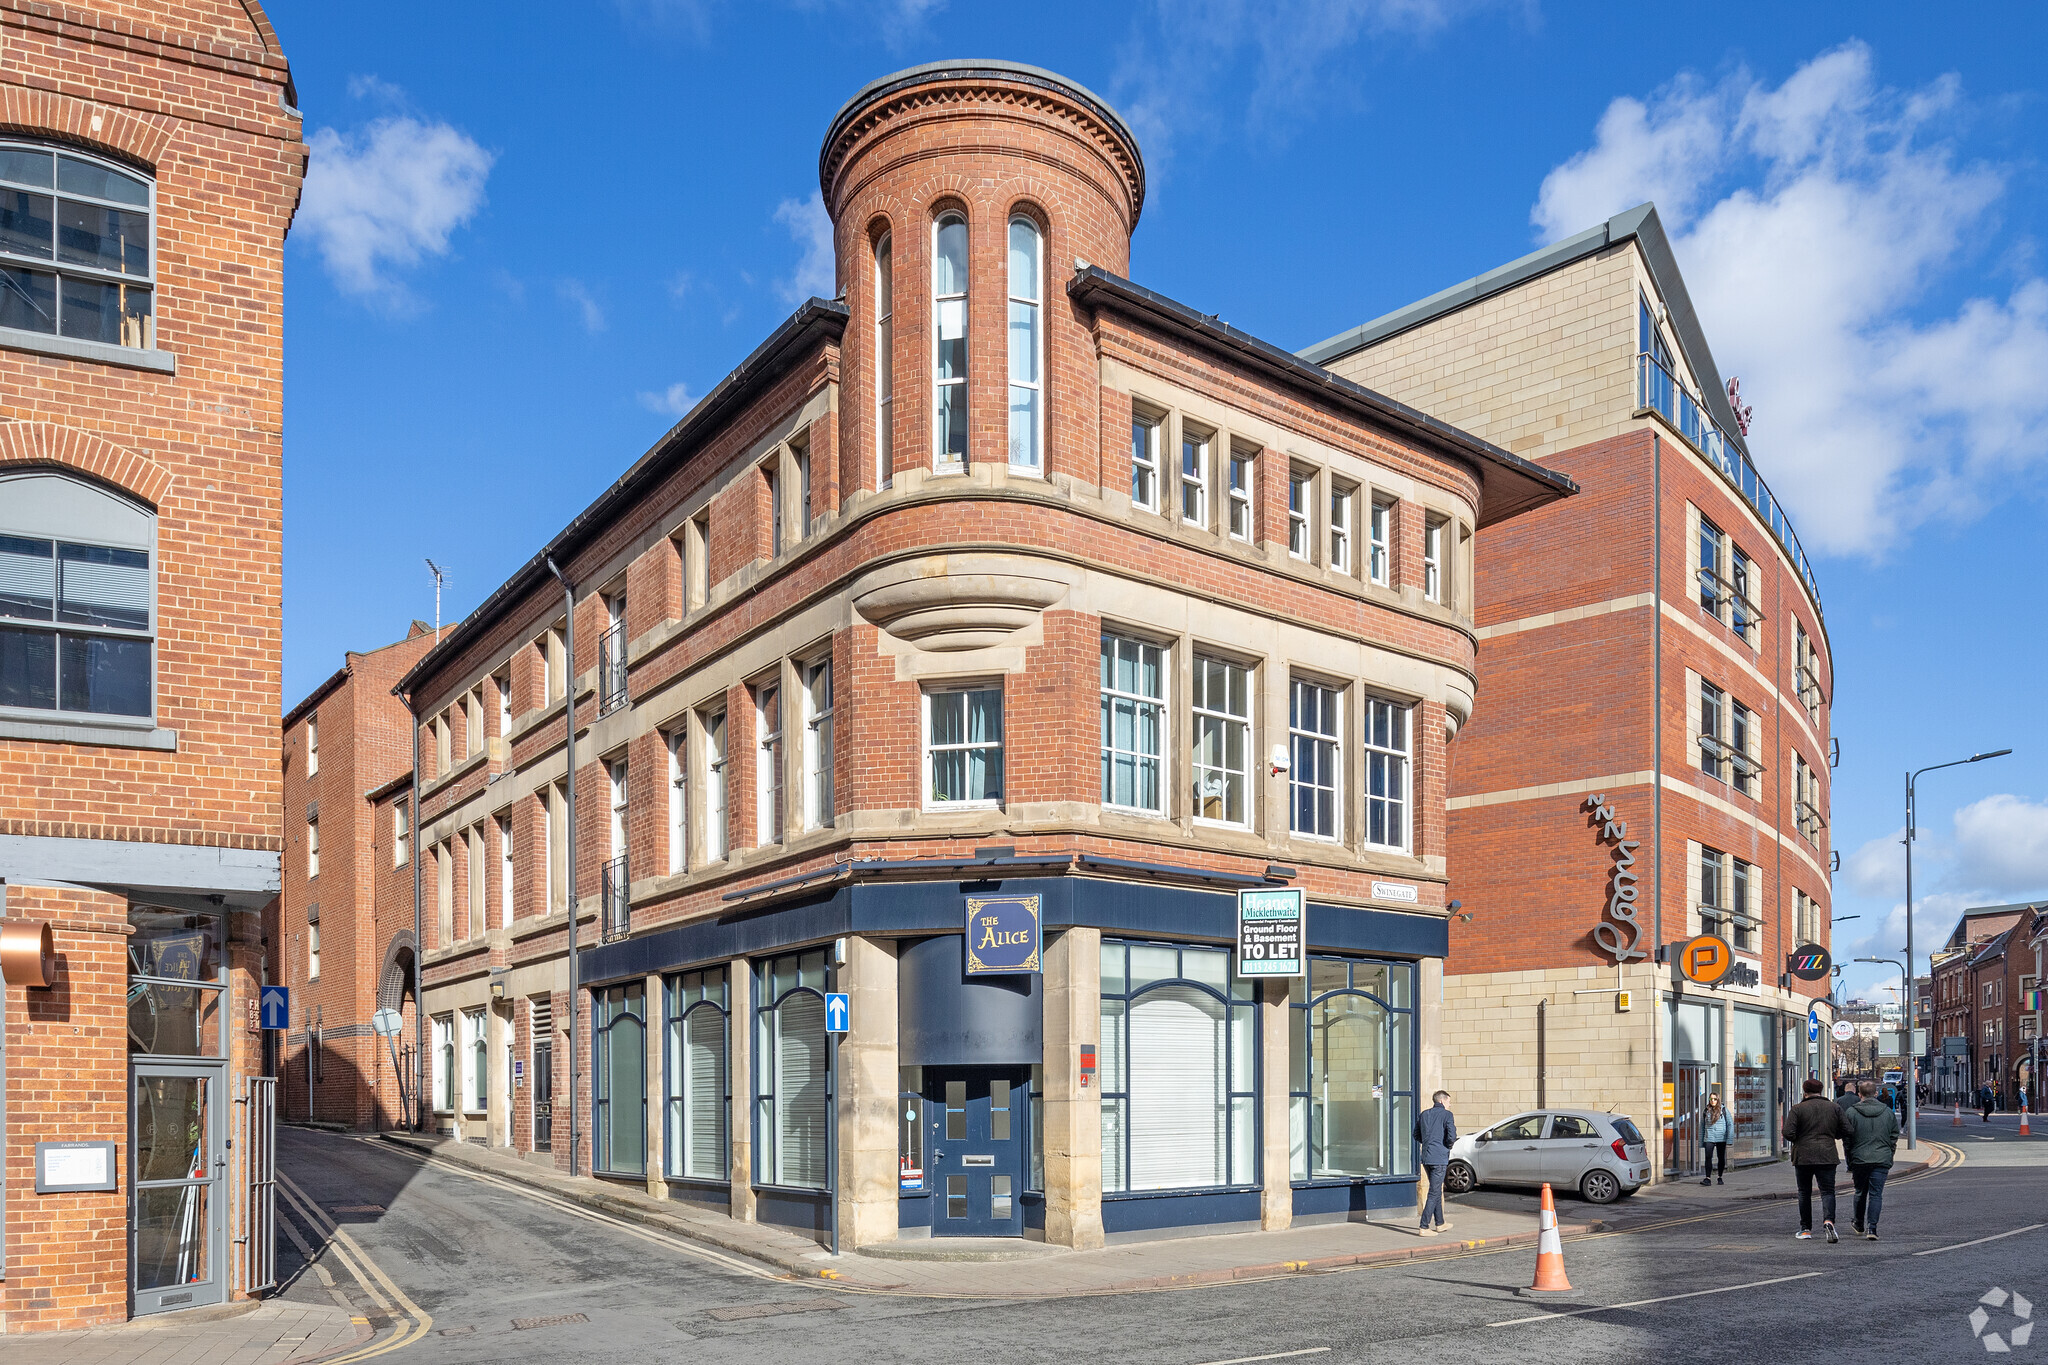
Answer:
274, 1122, 2048, 1364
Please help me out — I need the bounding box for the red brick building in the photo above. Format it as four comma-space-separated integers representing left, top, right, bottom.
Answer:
387, 60, 1570, 1250
0, 0, 302, 1329
1928, 903, 2045, 1107
274, 624, 436, 1130
1307, 206, 1837, 1177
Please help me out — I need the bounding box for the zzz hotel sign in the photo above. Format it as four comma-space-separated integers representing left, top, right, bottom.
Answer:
965, 894, 1041, 975
1585, 793, 1647, 964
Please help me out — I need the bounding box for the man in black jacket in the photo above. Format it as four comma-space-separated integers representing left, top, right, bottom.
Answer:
1784, 1077, 1847, 1242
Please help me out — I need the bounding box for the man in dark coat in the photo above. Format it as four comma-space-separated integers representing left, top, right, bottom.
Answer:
1842, 1078, 1902, 1240
1413, 1091, 1457, 1235
1784, 1077, 1847, 1242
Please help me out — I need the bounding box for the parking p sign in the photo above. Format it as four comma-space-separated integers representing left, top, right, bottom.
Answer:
1236, 888, 1304, 978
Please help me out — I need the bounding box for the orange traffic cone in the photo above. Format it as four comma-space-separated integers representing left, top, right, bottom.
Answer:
2022, 1107, 2032, 1137
1953, 1102, 1964, 1127
1515, 1183, 1581, 1298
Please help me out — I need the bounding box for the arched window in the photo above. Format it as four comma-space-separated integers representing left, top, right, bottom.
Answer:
1007, 217, 1042, 472
664, 968, 729, 1181
931, 214, 968, 470
754, 950, 829, 1188
0, 469, 156, 720
593, 982, 646, 1175
0, 142, 155, 350
874, 231, 894, 488
1287, 957, 1417, 1180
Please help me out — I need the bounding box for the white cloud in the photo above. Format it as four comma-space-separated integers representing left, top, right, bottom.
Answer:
557, 278, 606, 332
299, 115, 493, 304
1843, 826, 1906, 901
1531, 42, 2048, 557
638, 383, 699, 417
1950, 794, 2048, 898
772, 191, 836, 305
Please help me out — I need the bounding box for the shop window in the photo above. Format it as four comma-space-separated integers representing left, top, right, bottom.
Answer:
932, 214, 968, 469
1289, 679, 1341, 840
0, 142, 156, 350
1130, 411, 1160, 511
755, 951, 830, 1189
1287, 957, 1416, 1181
1731, 1009, 1778, 1162
1192, 655, 1251, 827
924, 684, 1002, 808
1101, 634, 1164, 814
1361, 696, 1410, 852
0, 470, 156, 721
1099, 940, 1258, 1193
665, 969, 729, 1182
1007, 217, 1042, 472
593, 982, 646, 1175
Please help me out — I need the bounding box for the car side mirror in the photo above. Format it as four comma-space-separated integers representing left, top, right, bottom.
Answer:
1476, 1132, 1491, 1143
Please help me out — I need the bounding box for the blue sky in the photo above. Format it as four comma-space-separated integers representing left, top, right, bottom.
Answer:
272, 2, 2048, 1006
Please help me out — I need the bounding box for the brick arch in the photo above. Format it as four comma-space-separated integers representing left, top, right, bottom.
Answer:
0, 87, 175, 173
377, 931, 419, 1011
0, 423, 173, 510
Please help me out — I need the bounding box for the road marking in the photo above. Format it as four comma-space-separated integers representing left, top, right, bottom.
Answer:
1912, 1224, 2046, 1257
358, 1135, 787, 1282
1190, 1350, 1331, 1365
1487, 1272, 1825, 1327
278, 1170, 434, 1363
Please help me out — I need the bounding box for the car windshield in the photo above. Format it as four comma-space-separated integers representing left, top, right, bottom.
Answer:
1612, 1118, 1644, 1145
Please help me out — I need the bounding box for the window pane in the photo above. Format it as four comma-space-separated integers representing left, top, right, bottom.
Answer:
947, 1174, 968, 1218
0, 535, 54, 619
1008, 219, 1039, 299
0, 263, 56, 333
134, 1183, 210, 1290
935, 297, 968, 376
59, 277, 150, 347
774, 991, 828, 1187
56, 200, 148, 274
934, 218, 967, 296
0, 189, 53, 258
58, 155, 149, 207
1312, 993, 1388, 1176
1008, 383, 1039, 468
127, 980, 222, 1056
1128, 943, 1177, 992
935, 381, 966, 463
1098, 996, 1126, 1090
0, 149, 53, 189
991, 1078, 1011, 1140
1129, 984, 1228, 1189
680, 1006, 727, 1179
59, 632, 150, 715
946, 1079, 967, 1140
1007, 299, 1038, 383
58, 543, 148, 628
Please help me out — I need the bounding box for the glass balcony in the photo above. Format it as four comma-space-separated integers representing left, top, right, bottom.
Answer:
1638, 352, 1821, 617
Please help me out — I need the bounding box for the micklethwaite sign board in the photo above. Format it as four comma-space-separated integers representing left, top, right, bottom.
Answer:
1236, 888, 1305, 977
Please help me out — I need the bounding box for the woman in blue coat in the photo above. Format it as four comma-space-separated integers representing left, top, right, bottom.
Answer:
1701, 1094, 1733, 1185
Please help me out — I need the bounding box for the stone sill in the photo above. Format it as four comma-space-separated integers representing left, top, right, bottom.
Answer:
0, 717, 176, 749
0, 325, 176, 373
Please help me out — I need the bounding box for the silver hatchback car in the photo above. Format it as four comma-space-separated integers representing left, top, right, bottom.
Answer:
1443, 1109, 1651, 1204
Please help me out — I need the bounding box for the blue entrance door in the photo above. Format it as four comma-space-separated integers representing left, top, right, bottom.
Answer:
926, 1068, 1026, 1237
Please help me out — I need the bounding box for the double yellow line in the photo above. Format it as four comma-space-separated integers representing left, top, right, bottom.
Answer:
275, 1170, 433, 1362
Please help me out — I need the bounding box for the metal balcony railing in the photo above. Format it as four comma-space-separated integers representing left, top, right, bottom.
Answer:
1638, 352, 1821, 616
600, 854, 629, 943
597, 621, 628, 716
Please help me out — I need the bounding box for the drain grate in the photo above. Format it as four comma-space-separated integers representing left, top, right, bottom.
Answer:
704, 1299, 846, 1322
512, 1313, 590, 1331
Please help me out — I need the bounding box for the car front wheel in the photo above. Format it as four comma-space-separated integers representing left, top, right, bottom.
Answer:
1580, 1169, 1622, 1204
1445, 1160, 1476, 1194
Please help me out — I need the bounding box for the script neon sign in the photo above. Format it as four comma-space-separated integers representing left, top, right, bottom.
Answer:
1585, 793, 1647, 963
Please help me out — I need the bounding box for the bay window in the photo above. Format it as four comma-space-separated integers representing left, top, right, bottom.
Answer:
1099, 940, 1258, 1192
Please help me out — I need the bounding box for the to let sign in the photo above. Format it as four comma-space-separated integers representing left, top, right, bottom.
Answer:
964, 895, 1041, 975
1237, 888, 1304, 977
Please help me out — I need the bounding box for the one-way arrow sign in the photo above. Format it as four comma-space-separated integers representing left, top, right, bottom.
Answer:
825, 992, 849, 1033
260, 986, 290, 1031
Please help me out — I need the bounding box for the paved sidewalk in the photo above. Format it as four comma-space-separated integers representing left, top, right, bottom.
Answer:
379, 1132, 1604, 1297
3, 1299, 368, 1365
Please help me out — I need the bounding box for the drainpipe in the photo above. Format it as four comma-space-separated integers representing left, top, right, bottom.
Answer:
1536, 997, 1547, 1110
1651, 432, 1666, 1180
407, 690, 423, 1130
546, 556, 580, 1178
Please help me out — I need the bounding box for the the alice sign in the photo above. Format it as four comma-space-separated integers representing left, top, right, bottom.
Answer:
1585, 792, 1648, 963
964, 894, 1041, 975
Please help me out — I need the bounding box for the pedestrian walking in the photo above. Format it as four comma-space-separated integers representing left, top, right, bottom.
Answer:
1699, 1095, 1731, 1186
1413, 1090, 1457, 1236
1784, 1077, 1847, 1242
1980, 1082, 1996, 1122
1842, 1078, 1901, 1241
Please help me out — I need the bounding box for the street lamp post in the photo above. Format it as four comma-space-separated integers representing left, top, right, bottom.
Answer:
1904, 749, 2012, 1148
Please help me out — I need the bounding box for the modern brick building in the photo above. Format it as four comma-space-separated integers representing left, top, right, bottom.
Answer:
0, 0, 302, 1329
274, 623, 437, 1130
389, 60, 1570, 1250
1303, 205, 1837, 1179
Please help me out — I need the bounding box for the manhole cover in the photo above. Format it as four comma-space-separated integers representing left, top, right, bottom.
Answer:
513, 1313, 590, 1331
705, 1299, 847, 1322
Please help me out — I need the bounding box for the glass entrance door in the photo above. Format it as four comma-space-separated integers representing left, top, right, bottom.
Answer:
925, 1068, 1027, 1237
131, 1061, 225, 1314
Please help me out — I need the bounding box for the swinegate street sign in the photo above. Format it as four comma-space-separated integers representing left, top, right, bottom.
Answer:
1237, 887, 1304, 977
1585, 793, 1647, 963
